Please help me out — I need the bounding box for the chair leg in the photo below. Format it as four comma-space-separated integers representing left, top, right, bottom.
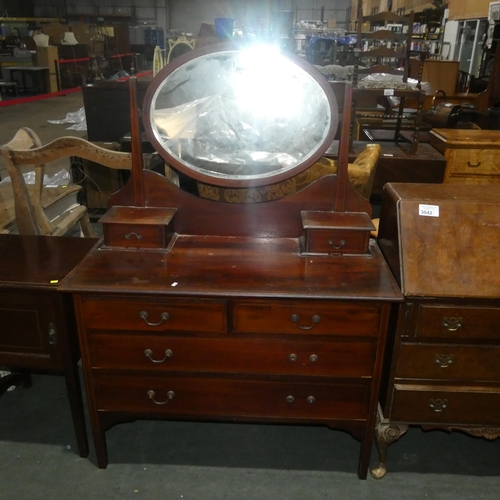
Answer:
79, 213, 97, 238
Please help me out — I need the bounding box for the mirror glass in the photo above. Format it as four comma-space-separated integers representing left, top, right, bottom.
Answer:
147, 45, 337, 185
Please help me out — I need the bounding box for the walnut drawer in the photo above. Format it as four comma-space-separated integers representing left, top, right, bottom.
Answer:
396, 344, 500, 382
390, 384, 500, 425
80, 297, 227, 333
305, 229, 370, 255
447, 149, 500, 180
414, 304, 500, 341
89, 334, 376, 377
94, 373, 369, 420
233, 301, 381, 337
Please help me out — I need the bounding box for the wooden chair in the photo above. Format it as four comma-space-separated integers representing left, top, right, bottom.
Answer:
352, 10, 428, 153
0, 127, 133, 236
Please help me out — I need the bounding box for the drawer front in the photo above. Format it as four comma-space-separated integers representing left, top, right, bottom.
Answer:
90, 334, 377, 377
391, 384, 500, 425
396, 344, 500, 382
94, 373, 369, 420
305, 229, 369, 255
233, 301, 381, 337
103, 223, 170, 249
414, 304, 500, 341
81, 297, 227, 333
447, 149, 500, 180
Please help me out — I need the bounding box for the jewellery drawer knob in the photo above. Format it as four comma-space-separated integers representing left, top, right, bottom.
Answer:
307, 396, 316, 404
147, 390, 175, 405
290, 314, 321, 330
434, 354, 454, 368
309, 354, 318, 363
327, 239, 346, 250
442, 317, 462, 332
140, 310, 170, 326
286, 395, 295, 403
429, 399, 448, 413
289, 353, 298, 362
144, 348, 173, 363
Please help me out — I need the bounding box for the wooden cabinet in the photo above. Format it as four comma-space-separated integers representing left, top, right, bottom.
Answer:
374, 182, 500, 479
0, 234, 96, 457
430, 129, 500, 184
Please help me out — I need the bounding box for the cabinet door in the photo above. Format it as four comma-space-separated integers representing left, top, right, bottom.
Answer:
0, 291, 61, 369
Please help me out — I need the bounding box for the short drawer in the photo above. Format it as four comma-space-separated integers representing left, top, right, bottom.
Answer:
94, 373, 369, 420
390, 384, 500, 425
80, 297, 227, 333
396, 344, 500, 382
447, 149, 500, 179
305, 229, 370, 255
414, 304, 500, 341
90, 334, 377, 377
233, 300, 381, 337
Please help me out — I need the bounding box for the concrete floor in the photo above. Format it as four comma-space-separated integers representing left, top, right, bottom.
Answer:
1, 91, 500, 499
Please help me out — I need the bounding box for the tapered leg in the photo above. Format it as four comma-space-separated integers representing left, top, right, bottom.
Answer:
94, 428, 109, 469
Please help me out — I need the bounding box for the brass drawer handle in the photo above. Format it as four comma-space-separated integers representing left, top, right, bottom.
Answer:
309, 354, 318, 363
148, 390, 175, 405
442, 317, 462, 332
290, 314, 321, 330
429, 399, 448, 413
144, 348, 173, 363
435, 354, 454, 368
307, 396, 316, 404
289, 353, 298, 362
327, 239, 346, 250
286, 395, 295, 403
140, 310, 170, 326
467, 161, 481, 168
125, 232, 143, 240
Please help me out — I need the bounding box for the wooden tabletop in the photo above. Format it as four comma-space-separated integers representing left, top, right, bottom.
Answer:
0, 234, 97, 290
431, 129, 500, 147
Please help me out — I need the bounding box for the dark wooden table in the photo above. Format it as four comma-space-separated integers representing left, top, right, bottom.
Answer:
8, 66, 49, 95
325, 141, 447, 196
0, 234, 97, 457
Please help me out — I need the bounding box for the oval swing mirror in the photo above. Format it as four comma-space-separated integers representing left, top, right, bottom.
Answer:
143, 43, 338, 188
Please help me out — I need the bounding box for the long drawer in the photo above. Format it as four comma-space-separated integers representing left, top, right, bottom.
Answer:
414, 304, 500, 341
94, 373, 370, 420
396, 344, 500, 382
391, 384, 500, 425
233, 300, 381, 337
89, 334, 376, 377
80, 296, 227, 333
447, 149, 500, 179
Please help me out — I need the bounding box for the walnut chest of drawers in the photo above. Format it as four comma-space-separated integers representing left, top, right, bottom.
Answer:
60, 236, 401, 478
375, 182, 500, 478
430, 129, 500, 185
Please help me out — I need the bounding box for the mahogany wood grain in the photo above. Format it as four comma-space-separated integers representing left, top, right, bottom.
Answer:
0, 234, 97, 458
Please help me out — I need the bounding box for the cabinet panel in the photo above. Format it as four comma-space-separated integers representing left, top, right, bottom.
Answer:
90, 334, 377, 377
94, 373, 370, 420
233, 301, 381, 337
81, 296, 227, 333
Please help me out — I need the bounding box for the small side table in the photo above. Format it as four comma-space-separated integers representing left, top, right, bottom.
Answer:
0, 234, 97, 457
0, 81, 18, 98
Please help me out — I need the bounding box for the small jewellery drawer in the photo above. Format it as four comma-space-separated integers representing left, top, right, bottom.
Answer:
396, 344, 500, 382
90, 334, 377, 377
414, 304, 500, 341
233, 300, 381, 337
94, 373, 369, 420
448, 149, 500, 178
80, 297, 227, 333
305, 229, 369, 255
391, 384, 500, 425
